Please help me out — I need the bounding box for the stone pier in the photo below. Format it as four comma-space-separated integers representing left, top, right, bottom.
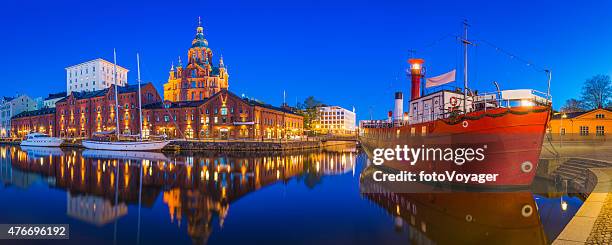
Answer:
164, 139, 355, 152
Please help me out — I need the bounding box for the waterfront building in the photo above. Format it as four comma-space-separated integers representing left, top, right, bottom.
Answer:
163, 20, 229, 102
54, 83, 161, 138
11, 108, 56, 137
66, 58, 129, 95
11, 19, 303, 140
143, 89, 303, 140
0, 95, 39, 137
313, 106, 356, 135
11, 86, 302, 140
549, 108, 611, 140
43, 92, 67, 108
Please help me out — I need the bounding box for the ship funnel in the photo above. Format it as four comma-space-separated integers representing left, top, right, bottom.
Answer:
394, 92, 403, 121
408, 58, 425, 100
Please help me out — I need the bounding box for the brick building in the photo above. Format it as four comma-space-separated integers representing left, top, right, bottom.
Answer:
12, 87, 303, 140
143, 89, 303, 140
11, 108, 57, 137
54, 83, 161, 138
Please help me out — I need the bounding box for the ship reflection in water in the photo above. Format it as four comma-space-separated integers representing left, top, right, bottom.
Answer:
0, 144, 580, 245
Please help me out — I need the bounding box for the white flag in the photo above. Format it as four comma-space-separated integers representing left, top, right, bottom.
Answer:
426, 69, 456, 88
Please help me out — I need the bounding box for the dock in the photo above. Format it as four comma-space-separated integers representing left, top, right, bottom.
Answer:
1, 136, 359, 152
165, 138, 356, 152
540, 141, 612, 244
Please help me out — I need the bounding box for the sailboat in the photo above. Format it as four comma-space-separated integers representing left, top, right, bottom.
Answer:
82, 51, 170, 151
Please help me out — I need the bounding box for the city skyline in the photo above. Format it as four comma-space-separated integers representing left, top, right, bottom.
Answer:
2, 0, 612, 120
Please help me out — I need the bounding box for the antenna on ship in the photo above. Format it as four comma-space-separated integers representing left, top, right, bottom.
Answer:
545, 69, 552, 104
461, 20, 473, 114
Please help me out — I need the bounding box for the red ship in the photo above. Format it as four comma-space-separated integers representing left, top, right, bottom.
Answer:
360, 24, 552, 188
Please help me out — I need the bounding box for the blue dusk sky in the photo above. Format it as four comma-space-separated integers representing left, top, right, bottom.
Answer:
1, 0, 612, 120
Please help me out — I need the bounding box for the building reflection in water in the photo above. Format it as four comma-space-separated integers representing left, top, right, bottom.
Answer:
66, 193, 128, 226
0, 144, 357, 244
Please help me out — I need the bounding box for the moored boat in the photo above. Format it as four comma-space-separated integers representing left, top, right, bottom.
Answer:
82, 139, 170, 151
82, 51, 170, 151
359, 23, 552, 188
20, 132, 63, 147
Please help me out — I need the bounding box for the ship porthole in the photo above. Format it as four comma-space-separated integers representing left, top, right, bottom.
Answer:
521, 204, 533, 217
465, 214, 473, 222
521, 161, 533, 173
462, 121, 468, 128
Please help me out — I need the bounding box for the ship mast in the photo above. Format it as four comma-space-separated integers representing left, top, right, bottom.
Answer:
461, 20, 472, 114
136, 53, 143, 140
113, 49, 120, 138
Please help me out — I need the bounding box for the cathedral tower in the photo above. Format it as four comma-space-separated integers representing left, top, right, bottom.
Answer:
163, 18, 229, 102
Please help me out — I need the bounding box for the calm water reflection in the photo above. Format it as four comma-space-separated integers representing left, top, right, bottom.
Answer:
0, 144, 580, 245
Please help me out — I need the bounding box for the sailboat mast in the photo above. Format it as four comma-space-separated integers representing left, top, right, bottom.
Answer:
462, 20, 471, 114
113, 49, 120, 138
137, 53, 143, 140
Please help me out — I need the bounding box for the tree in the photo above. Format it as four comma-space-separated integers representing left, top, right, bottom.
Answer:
297, 96, 323, 110
296, 96, 324, 131
560, 98, 585, 113
580, 74, 612, 109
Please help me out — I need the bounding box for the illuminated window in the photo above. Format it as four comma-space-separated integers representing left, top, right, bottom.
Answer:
580, 126, 589, 136
221, 108, 227, 115
596, 126, 605, 136
596, 114, 605, 119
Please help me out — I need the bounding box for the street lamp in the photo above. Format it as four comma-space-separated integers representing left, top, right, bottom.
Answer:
560, 113, 567, 148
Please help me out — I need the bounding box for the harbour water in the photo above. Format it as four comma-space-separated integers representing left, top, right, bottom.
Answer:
0, 144, 582, 244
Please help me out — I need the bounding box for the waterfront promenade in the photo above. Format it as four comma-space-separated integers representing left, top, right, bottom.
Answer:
543, 141, 612, 244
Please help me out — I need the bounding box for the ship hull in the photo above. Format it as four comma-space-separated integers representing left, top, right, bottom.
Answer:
20, 138, 63, 147
360, 106, 550, 187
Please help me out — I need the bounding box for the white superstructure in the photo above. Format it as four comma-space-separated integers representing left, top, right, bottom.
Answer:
66, 58, 129, 94
20, 132, 63, 147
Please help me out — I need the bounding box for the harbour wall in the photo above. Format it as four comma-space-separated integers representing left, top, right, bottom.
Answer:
165, 140, 356, 152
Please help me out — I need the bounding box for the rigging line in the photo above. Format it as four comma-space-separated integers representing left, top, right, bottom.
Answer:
454, 34, 460, 89
474, 39, 479, 87
476, 38, 549, 73
413, 34, 456, 55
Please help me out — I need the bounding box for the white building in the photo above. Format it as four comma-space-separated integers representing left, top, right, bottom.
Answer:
43, 92, 67, 108
316, 106, 357, 134
66, 193, 128, 226
66, 58, 129, 94
0, 95, 39, 137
